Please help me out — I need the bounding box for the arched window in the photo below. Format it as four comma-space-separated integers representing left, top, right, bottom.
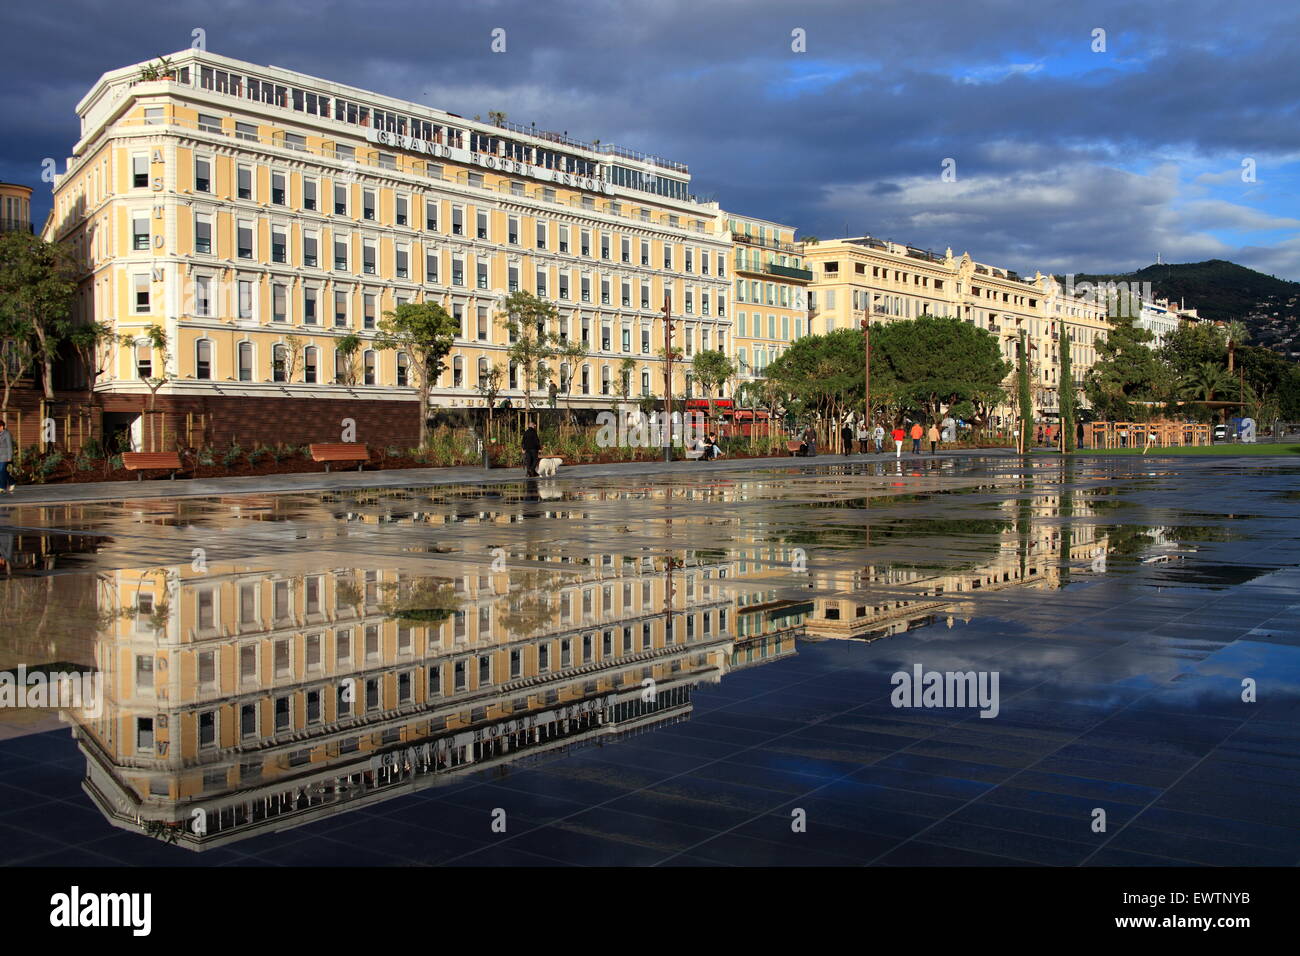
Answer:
560, 361, 570, 392
272, 344, 287, 382
477, 357, 488, 384
363, 349, 376, 385
136, 342, 152, 380
303, 347, 318, 384
600, 365, 610, 395
640, 370, 650, 396
580, 364, 590, 395
195, 340, 212, 380
237, 341, 253, 382
452, 354, 464, 388
396, 352, 409, 387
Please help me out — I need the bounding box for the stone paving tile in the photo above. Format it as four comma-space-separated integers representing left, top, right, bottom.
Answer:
2, 454, 1298, 865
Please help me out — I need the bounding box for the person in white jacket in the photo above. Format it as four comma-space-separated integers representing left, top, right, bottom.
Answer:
872, 423, 885, 454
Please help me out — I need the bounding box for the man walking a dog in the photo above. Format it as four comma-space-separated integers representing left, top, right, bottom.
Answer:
522, 422, 541, 478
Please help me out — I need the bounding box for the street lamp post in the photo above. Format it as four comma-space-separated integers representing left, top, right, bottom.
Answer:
663, 292, 674, 463
860, 312, 871, 430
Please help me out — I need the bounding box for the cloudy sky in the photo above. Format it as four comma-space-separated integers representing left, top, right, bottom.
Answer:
4, 0, 1298, 279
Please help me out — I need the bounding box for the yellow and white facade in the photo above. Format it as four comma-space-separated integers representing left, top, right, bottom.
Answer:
46, 49, 731, 444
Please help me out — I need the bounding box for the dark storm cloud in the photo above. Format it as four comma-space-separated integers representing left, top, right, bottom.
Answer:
2, 0, 1297, 276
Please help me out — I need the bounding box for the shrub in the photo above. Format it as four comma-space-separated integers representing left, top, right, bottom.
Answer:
221, 441, 243, 469
197, 447, 215, 467
247, 445, 268, 466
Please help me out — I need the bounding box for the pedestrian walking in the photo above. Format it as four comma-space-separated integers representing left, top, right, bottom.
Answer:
928, 422, 939, 454
803, 425, 817, 457
521, 422, 541, 478
841, 423, 854, 457
0, 418, 14, 495
910, 421, 923, 454
873, 423, 885, 453
1035, 424, 1044, 446
857, 422, 869, 454
891, 424, 905, 458
1077, 419, 1085, 448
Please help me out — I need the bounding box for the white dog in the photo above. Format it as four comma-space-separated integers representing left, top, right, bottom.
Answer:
537, 457, 563, 477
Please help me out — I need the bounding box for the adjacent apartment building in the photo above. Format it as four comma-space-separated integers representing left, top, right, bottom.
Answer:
45, 49, 732, 448
802, 237, 1109, 423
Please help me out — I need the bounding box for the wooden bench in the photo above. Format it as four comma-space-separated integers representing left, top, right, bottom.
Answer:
121, 452, 184, 480
786, 440, 804, 457
309, 443, 370, 472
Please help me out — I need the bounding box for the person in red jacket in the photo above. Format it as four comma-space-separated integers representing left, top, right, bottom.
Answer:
891, 424, 906, 458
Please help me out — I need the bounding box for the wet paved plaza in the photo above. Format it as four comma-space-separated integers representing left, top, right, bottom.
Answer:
1, 453, 1298, 866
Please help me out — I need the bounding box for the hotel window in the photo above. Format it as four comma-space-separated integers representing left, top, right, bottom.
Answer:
663, 243, 673, 269
601, 324, 611, 351
237, 220, 253, 259
336, 628, 352, 665
425, 249, 439, 283
303, 178, 317, 210
538, 644, 550, 672
508, 265, 519, 293
135, 342, 151, 379
477, 210, 489, 240
195, 340, 212, 380
621, 281, 631, 307
272, 283, 288, 323
477, 307, 489, 341
476, 259, 488, 289
272, 343, 287, 381
133, 274, 150, 313
132, 214, 149, 250
506, 215, 520, 244
451, 206, 464, 235
581, 230, 592, 256
194, 276, 212, 316
559, 271, 570, 300
237, 165, 253, 200
274, 696, 290, 732
452, 256, 465, 286
426, 200, 439, 231
362, 240, 376, 275
641, 328, 650, 353
334, 183, 348, 215
271, 227, 286, 263
641, 283, 650, 309
580, 275, 591, 302
396, 195, 408, 226
132, 155, 148, 188
600, 365, 610, 394
363, 293, 377, 329
363, 350, 376, 385
535, 221, 547, 248
362, 189, 376, 221
304, 287, 318, 325
194, 214, 212, 254
685, 249, 693, 273
194, 157, 211, 192
641, 370, 651, 395
396, 244, 409, 278
334, 235, 349, 271
621, 326, 631, 351
509, 180, 524, 196
452, 355, 464, 388
535, 269, 547, 297
303, 346, 318, 383
197, 111, 222, 133
600, 234, 610, 259
136, 717, 154, 751
334, 290, 349, 327
271, 171, 286, 205
237, 341, 253, 381
238, 280, 254, 320
303, 231, 318, 267
685, 292, 694, 315
641, 240, 650, 266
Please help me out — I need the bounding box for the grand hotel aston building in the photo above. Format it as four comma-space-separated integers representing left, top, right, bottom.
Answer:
45, 49, 1108, 449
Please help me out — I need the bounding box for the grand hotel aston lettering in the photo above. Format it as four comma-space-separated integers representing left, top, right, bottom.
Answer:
368, 128, 616, 194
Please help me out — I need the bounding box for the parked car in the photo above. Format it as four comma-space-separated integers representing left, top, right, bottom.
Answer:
1213, 424, 1228, 442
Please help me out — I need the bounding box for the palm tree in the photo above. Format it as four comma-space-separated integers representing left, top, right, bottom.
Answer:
487, 110, 507, 127
1179, 361, 1237, 405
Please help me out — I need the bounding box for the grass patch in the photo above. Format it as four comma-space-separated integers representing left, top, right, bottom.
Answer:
1073, 443, 1300, 456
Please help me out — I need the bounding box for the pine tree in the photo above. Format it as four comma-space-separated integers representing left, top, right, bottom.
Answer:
1060, 332, 1075, 452
1017, 330, 1033, 453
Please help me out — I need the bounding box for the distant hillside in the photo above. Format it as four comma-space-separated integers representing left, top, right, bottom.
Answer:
1059, 259, 1300, 356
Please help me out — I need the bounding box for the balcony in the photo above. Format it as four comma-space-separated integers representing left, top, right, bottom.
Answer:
766, 263, 812, 281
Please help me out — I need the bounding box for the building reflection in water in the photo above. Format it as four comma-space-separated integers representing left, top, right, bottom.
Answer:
1, 473, 1119, 850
